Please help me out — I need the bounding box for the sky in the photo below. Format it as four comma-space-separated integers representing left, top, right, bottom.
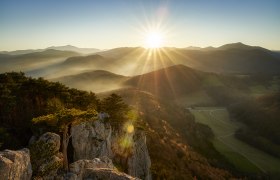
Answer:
0, 0, 280, 51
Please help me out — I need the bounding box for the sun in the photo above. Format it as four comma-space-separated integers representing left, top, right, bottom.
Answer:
145, 31, 164, 48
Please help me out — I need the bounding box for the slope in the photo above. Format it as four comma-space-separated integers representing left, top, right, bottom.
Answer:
0, 49, 79, 73
98, 88, 233, 179
51, 70, 129, 93
124, 64, 203, 99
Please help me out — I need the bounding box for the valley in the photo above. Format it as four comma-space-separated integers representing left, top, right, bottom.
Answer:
189, 107, 280, 175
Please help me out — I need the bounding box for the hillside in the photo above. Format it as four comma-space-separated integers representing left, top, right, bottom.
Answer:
98, 88, 234, 179
124, 65, 203, 99
96, 43, 280, 75
27, 54, 114, 78
51, 70, 129, 92
0, 72, 235, 179
123, 64, 280, 104
0, 49, 79, 73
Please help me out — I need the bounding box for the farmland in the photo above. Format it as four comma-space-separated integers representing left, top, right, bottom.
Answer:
189, 107, 280, 174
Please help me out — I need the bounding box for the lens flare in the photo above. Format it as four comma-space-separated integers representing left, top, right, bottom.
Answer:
145, 31, 163, 48
126, 124, 134, 133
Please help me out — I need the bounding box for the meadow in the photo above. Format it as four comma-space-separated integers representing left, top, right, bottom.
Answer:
190, 107, 280, 174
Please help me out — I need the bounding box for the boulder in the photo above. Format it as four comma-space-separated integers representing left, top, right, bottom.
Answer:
68, 156, 139, 180
0, 148, 32, 180
38, 132, 60, 153
30, 132, 63, 179
83, 168, 140, 180
69, 156, 114, 179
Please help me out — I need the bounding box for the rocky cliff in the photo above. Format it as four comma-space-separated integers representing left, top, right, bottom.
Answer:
0, 119, 151, 180
0, 148, 32, 180
71, 120, 151, 180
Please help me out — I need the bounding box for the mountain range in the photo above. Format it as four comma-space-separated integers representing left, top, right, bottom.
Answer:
0, 45, 101, 55
1, 43, 280, 78
1, 42, 280, 178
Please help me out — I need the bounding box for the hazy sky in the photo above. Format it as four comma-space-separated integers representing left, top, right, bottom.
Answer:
1, 0, 280, 51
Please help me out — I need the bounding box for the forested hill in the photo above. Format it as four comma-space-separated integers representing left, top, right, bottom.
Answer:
0, 72, 99, 149
0, 72, 234, 179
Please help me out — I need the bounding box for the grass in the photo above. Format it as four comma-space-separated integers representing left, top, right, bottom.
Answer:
190, 107, 280, 174
202, 75, 224, 87
175, 90, 215, 107
212, 139, 260, 173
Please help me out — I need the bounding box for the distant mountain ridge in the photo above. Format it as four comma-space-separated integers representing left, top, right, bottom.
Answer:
185, 42, 271, 51
0, 49, 79, 73
1, 42, 280, 78
0, 45, 101, 55
46, 45, 100, 54
51, 70, 129, 93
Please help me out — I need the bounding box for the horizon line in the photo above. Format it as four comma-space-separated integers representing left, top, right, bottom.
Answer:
1, 42, 280, 52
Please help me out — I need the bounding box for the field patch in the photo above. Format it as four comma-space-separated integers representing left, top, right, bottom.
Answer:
190, 107, 280, 174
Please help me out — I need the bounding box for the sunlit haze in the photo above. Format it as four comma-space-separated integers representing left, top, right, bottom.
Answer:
0, 0, 280, 50
145, 31, 164, 48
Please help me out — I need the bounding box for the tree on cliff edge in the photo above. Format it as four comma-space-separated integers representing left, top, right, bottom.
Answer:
101, 93, 129, 127
32, 108, 97, 171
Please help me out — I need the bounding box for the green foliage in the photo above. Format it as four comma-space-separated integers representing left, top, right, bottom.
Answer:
32, 108, 97, 133
32, 108, 98, 171
29, 140, 62, 177
0, 72, 99, 149
100, 93, 130, 127
230, 92, 280, 145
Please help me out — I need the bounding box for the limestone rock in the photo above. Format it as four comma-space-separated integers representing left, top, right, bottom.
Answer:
0, 148, 32, 180
83, 168, 140, 180
68, 156, 139, 180
128, 131, 151, 180
69, 156, 114, 179
71, 120, 152, 180
71, 120, 112, 161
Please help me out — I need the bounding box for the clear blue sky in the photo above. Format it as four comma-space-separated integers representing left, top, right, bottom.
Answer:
1, 0, 279, 50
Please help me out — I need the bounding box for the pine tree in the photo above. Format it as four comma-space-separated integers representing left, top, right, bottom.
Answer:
32, 108, 97, 171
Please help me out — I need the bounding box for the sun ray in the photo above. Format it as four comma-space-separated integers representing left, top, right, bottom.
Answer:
145, 31, 163, 48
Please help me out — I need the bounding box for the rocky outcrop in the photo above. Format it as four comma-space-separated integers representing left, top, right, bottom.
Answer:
38, 132, 61, 152
67, 156, 139, 180
0, 148, 32, 180
71, 120, 151, 180
127, 131, 151, 180
81, 168, 139, 180
29, 132, 63, 179
69, 156, 114, 179
71, 120, 112, 160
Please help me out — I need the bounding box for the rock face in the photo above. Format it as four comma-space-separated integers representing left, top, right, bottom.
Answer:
69, 156, 114, 179
71, 120, 152, 180
71, 120, 112, 160
68, 156, 139, 180
0, 148, 32, 180
127, 131, 151, 180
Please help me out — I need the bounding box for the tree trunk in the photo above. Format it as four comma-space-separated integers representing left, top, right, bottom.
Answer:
62, 125, 69, 171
